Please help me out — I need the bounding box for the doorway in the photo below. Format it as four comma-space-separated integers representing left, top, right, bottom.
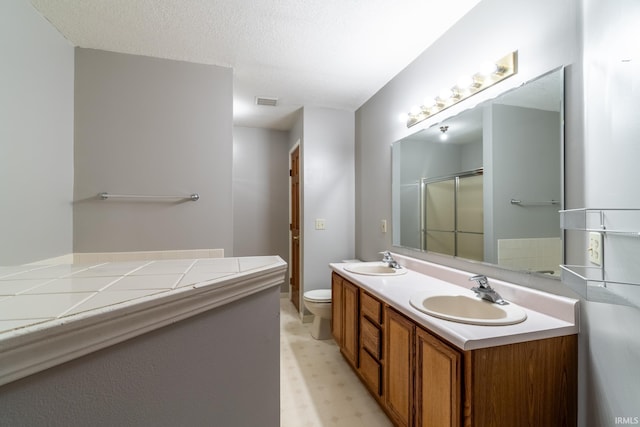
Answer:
289, 144, 300, 312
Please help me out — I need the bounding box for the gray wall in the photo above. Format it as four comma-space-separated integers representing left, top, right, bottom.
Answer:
0, 287, 281, 427
356, 0, 577, 263
0, 0, 74, 265
284, 107, 355, 311
301, 107, 355, 301
233, 126, 290, 291
581, 0, 640, 424
398, 139, 465, 186
460, 140, 482, 171
356, 0, 639, 424
280, 107, 356, 310
73, 48, 234, 255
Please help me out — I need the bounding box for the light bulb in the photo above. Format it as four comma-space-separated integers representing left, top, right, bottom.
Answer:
438, 88, 453, 100
456, 75, 473, 89
423, 98, 436, 109
479, 61, 497, 75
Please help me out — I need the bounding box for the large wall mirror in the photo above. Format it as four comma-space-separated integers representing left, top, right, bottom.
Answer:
392, 68, 564, 276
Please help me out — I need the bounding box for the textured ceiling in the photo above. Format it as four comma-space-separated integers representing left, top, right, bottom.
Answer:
30, 0, 481, 130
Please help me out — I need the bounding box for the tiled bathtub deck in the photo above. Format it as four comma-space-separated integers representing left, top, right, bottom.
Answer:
0, 256, 287, 387
0, 257, 274, 333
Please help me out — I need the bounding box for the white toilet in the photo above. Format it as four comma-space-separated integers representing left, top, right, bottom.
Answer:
303, 289, 332, 340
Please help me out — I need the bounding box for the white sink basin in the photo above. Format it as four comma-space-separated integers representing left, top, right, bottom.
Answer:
343, 262, 408, 276
409, 293, 527, 326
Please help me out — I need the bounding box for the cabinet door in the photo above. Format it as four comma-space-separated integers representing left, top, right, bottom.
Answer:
331, 273, 343, 346
342, 280, 359, 367
415, 328, 461, 427
384, 307, 415, 427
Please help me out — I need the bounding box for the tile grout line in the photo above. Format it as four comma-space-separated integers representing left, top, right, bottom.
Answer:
55, 292, 100, 318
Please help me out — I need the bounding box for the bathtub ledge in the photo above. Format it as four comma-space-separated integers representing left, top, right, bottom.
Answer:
0, 256, 287, 386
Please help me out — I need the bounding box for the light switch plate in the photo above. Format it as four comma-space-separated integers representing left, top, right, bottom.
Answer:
315, 219, 326, 230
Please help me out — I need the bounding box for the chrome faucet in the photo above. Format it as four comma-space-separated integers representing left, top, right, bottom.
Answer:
380, 251, 402, 269
469, 275, 507, 305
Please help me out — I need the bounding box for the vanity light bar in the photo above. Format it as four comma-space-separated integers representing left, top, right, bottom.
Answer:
406, 51, 518, 128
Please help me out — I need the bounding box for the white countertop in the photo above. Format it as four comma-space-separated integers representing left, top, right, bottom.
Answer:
0, 256, 287, 386
330, 254, 579, 351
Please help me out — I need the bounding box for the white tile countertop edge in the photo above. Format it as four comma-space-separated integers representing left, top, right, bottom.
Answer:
330, 254, 579, 351
0, 256, 287, 387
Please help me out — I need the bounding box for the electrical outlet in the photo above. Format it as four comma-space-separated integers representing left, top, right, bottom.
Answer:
315, 219, 326, 230
588, 232, 602, 266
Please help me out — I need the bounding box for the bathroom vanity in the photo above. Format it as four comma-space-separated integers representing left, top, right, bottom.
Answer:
330, 254, 578, 427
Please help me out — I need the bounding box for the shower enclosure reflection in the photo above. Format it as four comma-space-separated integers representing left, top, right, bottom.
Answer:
422, 169, 484, 261
392, 68, 564, 275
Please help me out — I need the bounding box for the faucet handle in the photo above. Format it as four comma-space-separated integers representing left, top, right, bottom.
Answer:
379, 251, 392, 261
469, 274, 489, 288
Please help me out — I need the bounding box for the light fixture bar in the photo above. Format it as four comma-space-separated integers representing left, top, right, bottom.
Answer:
406, 51, 518, 128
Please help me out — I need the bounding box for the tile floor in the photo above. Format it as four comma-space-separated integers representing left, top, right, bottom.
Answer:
280, 298, 393, 427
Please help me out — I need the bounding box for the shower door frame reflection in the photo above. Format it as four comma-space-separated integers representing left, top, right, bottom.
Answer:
421, 168, 484, 260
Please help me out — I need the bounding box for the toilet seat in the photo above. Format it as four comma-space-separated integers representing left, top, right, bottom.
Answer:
303, 289, 332, 302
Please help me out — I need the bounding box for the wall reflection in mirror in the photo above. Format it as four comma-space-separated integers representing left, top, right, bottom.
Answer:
392, 68, 564, 276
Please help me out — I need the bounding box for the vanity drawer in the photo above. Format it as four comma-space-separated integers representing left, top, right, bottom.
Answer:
361, 291, 382, 324
359, 347, 382, 396
361, 317, 382, 359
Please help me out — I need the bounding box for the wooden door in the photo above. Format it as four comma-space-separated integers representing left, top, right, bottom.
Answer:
384, 307, 415, 427
415, 328, 461, 427
290, 146, 300, 311
342, 280, 359, 368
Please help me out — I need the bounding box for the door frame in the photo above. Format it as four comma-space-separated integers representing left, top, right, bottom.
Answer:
289, 140, 302, 313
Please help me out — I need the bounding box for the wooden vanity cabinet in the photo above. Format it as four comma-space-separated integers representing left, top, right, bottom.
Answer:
331, 272, 358, 368
332, 273, 385, 398
331, 272, 343, 346
463, 336, 577, 426
331, 272, 577, 427
385, 307, 415, 427
359, 291, 384, 398
385, 306, 462, 427
415, 328, 461, 427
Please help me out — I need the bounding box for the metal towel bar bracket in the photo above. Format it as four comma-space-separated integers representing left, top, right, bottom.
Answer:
510, 199, 558, 206
99, 192, 200, 202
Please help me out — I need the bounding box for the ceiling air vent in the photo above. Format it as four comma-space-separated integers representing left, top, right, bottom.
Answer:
255, 96, 278, 107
